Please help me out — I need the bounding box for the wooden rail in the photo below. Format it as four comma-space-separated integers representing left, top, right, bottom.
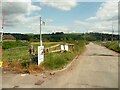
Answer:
44, 43, 74, 54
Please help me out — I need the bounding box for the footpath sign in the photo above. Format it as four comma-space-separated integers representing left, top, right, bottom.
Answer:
65, 44, 68, 51
38, 46, 44, 65
61, 45, 64, 51
61, 44, 69, 52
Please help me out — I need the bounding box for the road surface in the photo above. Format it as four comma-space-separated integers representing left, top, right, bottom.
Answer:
2, 42, 118, 88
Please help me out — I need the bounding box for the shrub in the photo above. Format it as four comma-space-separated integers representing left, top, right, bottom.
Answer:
44, 52, 72, 70
44, 40, 86, 70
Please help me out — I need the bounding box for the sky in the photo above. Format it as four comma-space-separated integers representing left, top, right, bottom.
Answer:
0, 0, 119, 34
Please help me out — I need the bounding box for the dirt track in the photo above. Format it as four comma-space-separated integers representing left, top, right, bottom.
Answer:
2, 42, 118, 88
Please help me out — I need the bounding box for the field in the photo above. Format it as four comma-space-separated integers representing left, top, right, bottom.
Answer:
2, 41, 62, 61
2, 40, 87, 73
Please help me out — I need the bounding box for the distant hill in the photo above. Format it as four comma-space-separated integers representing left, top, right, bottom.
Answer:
3, 32, 119, 42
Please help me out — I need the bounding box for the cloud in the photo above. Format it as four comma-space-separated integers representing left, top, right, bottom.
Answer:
1, 2, 41, 27
3, 0, 31, 2
87, 0, 119, 21
86, 16, 96, 20
45, 19, 54, 23
41, 0, 77, 11
73, 19, 118, 34
31, 5, 41, 11
74, 20, 89, 25
88, 20, 118, 34
85, 0, 119, 34
41, 26, 69, 33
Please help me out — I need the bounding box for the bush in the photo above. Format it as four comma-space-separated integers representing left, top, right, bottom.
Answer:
44, 40, 86, 70
44, 52, 74, 70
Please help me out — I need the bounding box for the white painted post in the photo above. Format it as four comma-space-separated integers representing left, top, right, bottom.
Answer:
38, 46, 44, 65
61, 45, 64, 51
38, 17, 45, 65
65, 44, 68, 51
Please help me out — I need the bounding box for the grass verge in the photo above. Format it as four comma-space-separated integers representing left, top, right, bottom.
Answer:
95, 41, 120, 53
44, 40, 87, 70
3, 41, 87, 73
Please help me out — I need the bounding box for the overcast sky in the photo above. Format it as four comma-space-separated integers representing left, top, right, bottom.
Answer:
0, 0, 119, 34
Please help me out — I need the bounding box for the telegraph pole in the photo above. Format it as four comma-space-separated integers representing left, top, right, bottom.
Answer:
111, 18, 114, 41
38, 17, 45, 65
101, 33, 102, 41
1, 3, 5, 42
112, 21, 114, 41
0, 2, 5, 67
40, 17, 42, 46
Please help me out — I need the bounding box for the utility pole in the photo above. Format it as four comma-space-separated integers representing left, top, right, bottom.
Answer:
111, 18, 114, 41
1, 3, 5, 42
101, 33, 102, 41
40, 17, 42, 46
38, 17, 45, 65
0, 2, 5, 67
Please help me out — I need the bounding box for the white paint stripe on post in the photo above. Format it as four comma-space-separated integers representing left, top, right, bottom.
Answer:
65, 44, 68, 51
38, 46, 44, 65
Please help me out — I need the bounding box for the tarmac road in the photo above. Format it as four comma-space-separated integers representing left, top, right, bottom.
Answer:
2, 42, 118, 88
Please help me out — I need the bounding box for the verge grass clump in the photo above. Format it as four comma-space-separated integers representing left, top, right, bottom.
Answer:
44, 40, 86, 70
96, 41, 120, 53
44, 52, 73, 70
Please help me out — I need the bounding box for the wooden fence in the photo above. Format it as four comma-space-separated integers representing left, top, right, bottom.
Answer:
44, 43, 74, 53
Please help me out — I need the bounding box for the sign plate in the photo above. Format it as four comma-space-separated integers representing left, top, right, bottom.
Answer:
38, 46, 44, 65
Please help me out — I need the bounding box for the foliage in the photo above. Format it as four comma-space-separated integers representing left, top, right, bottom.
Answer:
2, 41, 30, 49
102, 41, 120, 53
44, 52, 74, 70
3, 46, 29, 62
96, 41, 120, 53
4, 32, 119, 42
44, 40, 86, 70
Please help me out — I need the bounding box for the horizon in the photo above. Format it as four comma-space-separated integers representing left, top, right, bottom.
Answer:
3, 32, 119, 35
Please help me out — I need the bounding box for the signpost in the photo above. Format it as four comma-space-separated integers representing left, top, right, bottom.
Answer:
60, 44, 69, 52
61, 45, 64, 51
38, 46, 44, 65
65, 44, 68, 51
38, 17, 45, 65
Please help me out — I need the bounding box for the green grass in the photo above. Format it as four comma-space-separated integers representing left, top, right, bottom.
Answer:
3, 41, 87, 71
2, 42, 62, 62
95, 41, 120, 53
3, 46, 29, 62
104, 41, 120, 53
3, 41, 30, 49
44, 52, 74, 70
44, 40, 86, 70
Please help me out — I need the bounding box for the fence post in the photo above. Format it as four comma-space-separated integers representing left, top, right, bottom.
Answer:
38, 46, 44, 65
29, 45, 35, 63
